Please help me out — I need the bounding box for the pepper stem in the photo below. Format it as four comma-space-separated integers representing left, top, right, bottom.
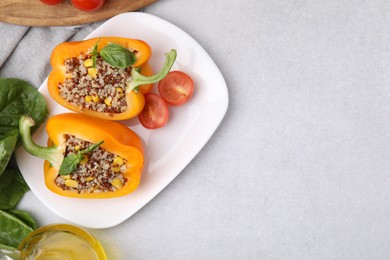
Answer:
19, 115, 64, 169
128, 49, 177, 91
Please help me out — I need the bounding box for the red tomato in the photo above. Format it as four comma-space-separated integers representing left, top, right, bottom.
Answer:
40, 0, 64, 5
158, 71, 194, 106
138, 93, 169, 129
70, 0, 106, 11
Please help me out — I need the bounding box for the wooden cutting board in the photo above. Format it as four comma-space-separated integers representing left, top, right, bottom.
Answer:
0, 0, 158, 26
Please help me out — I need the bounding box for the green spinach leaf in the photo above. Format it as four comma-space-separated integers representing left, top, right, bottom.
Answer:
0, 129, 18, 176
0, 78, 48, 138
6, 209, 36, 229
0, 78, 42, 250
0, 169, 29, 210
0, 243, 17, 251
0, 209, 33, 248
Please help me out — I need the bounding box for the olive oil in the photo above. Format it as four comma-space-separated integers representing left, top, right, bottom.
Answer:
18, 224, 106, 260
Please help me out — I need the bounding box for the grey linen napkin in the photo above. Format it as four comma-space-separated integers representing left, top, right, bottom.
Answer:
0, 21, 104, 89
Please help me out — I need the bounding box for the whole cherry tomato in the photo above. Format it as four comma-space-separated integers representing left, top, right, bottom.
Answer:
138, 93, 169, 129
70, 0, 106, 12
158, 71, 194, 106
40, 0, 64, 5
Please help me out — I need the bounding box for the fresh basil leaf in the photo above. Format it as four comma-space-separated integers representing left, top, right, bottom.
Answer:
0, 129, 18, 176
91, 38, 100, 68
6, 209, 36, 229
0, 209, 33, 248
100, 43, 136, 69
0, 78, 48, 138
58, 153, 81, 176
0, 169, 29, 210
59, 141, 103, 175
80, 140, 103, 154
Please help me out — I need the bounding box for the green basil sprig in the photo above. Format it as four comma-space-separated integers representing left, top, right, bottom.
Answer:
91, 39, 100, 68
100, 43, 136, 69
59, 141, 103, 175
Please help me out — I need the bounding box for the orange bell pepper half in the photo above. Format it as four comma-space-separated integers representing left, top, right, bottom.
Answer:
47, 37, 176, 121
19, 113, 144, 199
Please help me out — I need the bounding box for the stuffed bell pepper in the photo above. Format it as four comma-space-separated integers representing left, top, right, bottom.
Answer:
47, 37, 176, 120
19, 113, 144, 199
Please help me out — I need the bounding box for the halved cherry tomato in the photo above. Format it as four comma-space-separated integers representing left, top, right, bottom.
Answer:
70, 0, 106, 11
158, 71, 194, 106
40, 0, 64, 5
138, 93, 169, 129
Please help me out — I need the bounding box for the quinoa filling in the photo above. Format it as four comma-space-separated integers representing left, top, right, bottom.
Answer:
55, 135, 127, 193
58, 51, 133, 114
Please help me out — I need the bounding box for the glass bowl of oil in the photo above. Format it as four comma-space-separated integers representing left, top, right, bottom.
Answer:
17, 223, 106, 260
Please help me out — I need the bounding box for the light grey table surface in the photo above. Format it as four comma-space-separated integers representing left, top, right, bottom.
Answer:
2, 0, 390, 259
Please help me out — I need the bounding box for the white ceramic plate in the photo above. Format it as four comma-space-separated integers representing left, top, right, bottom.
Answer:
15, 12, 228, 229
